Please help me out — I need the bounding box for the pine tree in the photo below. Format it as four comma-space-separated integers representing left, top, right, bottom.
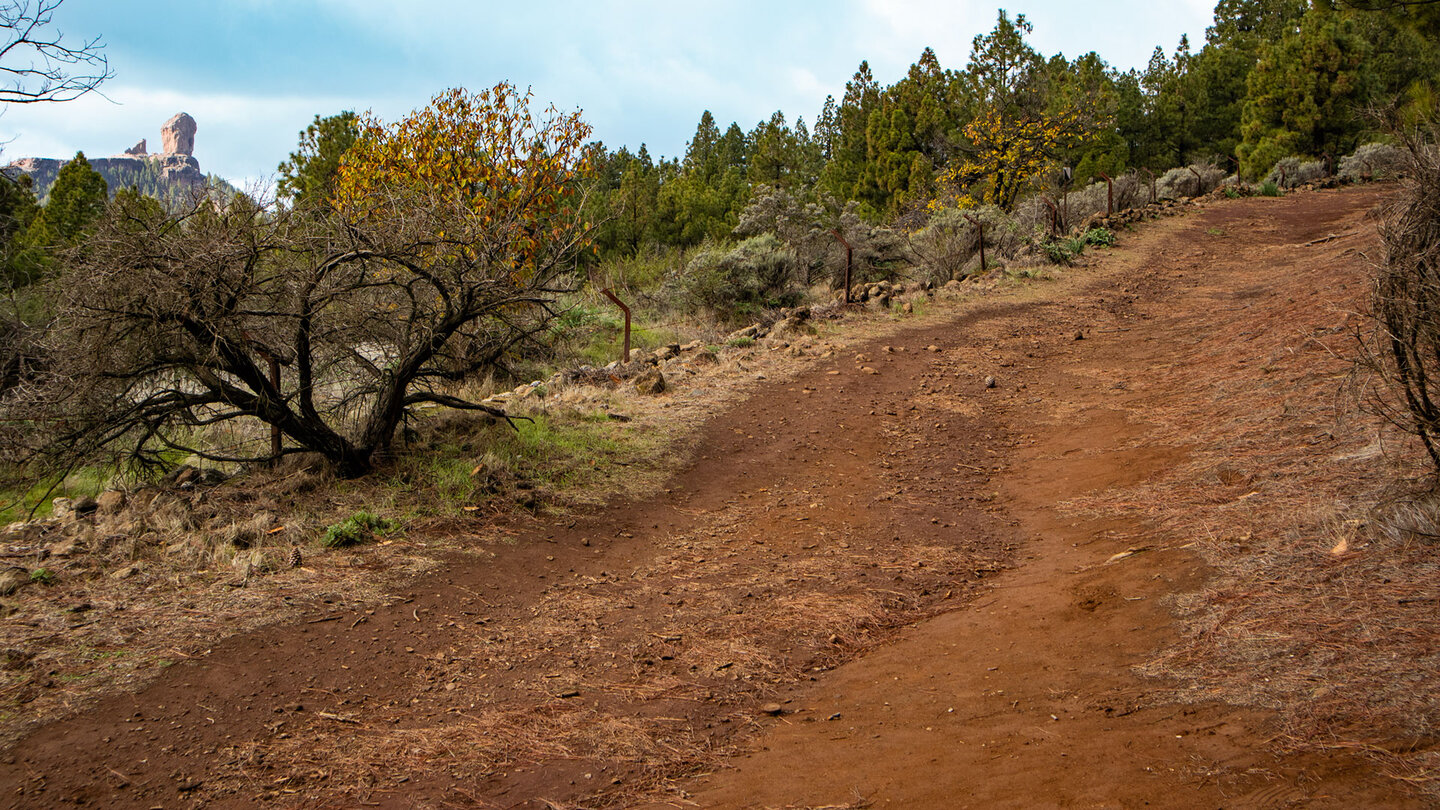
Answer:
1238, 4, 1374, 177
278, 111, 360, 209
0, 174, 41, 288
43, 152, 107, 243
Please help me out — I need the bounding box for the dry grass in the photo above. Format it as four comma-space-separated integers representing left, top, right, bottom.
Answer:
1045, 207, 1440, 797
210, 488, 985, 806
0, 273, 1013, 779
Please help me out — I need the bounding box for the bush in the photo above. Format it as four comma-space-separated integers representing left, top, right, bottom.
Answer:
1040, 236, 1085, 265
1082, 228, 1116, 248
671, 234, 802, 320
1049, 174, 1146, 228
1363, 126, 1440, 474
1258, 180, 1284, 197
1339, 142, 1408, 182
1265, 156, 1326, 189
908, 206, 1014, 282
1156, 163, 1226, 199
320, 510, 396, 548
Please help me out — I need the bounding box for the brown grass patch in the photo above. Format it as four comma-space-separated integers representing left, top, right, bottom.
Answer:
1048, 200, 1440, 797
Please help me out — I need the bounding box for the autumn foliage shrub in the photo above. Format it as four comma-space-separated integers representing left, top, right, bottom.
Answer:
0, 83, 597, 480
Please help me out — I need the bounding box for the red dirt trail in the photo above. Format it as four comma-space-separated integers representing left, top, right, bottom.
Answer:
0, 186, 1417, 808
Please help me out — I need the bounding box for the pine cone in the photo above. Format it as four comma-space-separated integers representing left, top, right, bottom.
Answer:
287, 546, 302, 569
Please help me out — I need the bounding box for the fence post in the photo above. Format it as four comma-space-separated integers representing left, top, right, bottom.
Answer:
600, 288, 632, 365
1041, 196, 1060, 237
1060, 166, 1073, 231
267, 356, 281, 462
830, 229, 854, 303
962, 214, 985, 271
1187, 166, 1203, 197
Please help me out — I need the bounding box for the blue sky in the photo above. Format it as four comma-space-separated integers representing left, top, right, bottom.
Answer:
1, 0, 1215, 190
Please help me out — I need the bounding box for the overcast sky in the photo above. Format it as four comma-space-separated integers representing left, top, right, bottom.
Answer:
1, 0, 1215, 190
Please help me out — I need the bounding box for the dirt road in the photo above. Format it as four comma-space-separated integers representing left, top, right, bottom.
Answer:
0, 186, 1416, 808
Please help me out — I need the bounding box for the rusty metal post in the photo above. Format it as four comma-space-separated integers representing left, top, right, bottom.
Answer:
962, 214, 985, 271
1321, 151, 1333, 177
830, 229, 854, 303
268, 355, 281, 463
1187, 166, 1202, 197
1060, 166, 1073, 231
1141, 167, 1156, 204
1098, 172, 1114, 216
1041, 196, 1060, 237
600, 288, 631, 364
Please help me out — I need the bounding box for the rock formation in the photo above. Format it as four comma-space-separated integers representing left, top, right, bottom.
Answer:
161, 112, 196, 155
6, 112, 217, 208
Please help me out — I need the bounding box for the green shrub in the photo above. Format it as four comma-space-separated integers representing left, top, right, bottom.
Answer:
1040, 236, 1087, 265
1339, 142, 1407, 182
1082, 228, 1116, 248
1259, 180, 1284, 197
29, 567, 53, 585
320, 511, 396, 548
672, 234, 802, 320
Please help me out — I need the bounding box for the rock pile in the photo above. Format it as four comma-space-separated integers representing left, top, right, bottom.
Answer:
0, 463, 237, 592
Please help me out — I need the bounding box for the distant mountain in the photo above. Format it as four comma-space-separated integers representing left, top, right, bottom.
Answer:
6, 112, 241, 210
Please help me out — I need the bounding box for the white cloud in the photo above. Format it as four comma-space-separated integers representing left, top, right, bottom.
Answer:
855, 0, 992, 71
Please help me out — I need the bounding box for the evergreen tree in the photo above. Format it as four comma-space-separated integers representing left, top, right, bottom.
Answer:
816, 95, 840, 160
0, 174, 42, 288
683, 111, 722, 178
818, 61, 881, 211
748, 111, 800, 188
43, 152, 107, 243
963, 10, 1044, 113
1209, 0, 1309, 43
1238, 4, 1374, 177
1342, 0, 1440, 39
1049, 52, 1128, 178
612, 147, 661, 253
1183, 0, 1310, 168
278, 111, 360, 209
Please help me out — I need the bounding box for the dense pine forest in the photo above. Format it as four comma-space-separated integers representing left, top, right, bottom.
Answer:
562, 1, 1435, 261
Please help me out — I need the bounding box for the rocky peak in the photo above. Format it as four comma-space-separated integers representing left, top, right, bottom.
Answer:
161, 112, 196, 155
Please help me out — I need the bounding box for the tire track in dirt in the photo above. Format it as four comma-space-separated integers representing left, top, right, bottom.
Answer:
0, 186, 1418, 809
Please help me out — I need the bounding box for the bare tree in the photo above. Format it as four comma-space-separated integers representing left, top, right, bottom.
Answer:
1, 184, 589, 480
1, 85, 596, 480
1360, 117, 1440, 476
0, 0, 110, 105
